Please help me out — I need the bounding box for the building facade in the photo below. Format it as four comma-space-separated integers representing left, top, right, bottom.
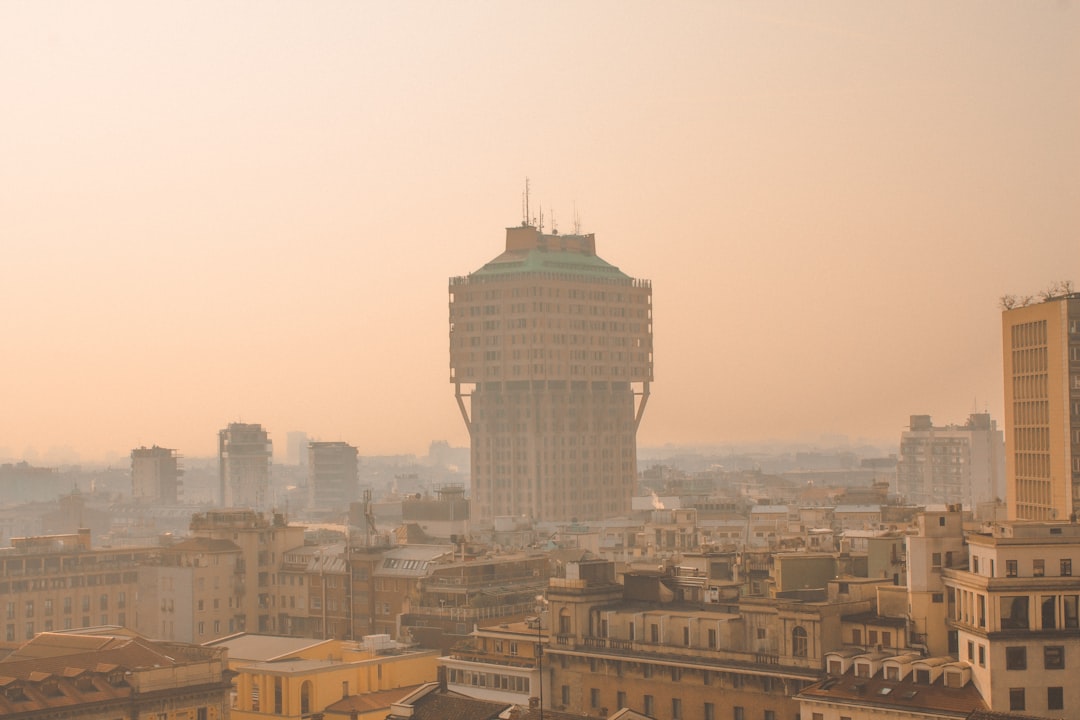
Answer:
943, 521, 1080, 717
131, 445, 182, 504
0, 530, 151, 648
308, 441, 359, 511
219, 422, 273, 510
449, 223, 653, 525
1001, 293, 1080, 521
897, 414, 1005, 509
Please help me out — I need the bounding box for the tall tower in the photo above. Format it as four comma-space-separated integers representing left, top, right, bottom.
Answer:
449, 223, 653, 525
131, 445, 182, 504
1002, 292, 1080, 520
307, 441, 359, 511
218, 423, 272, 510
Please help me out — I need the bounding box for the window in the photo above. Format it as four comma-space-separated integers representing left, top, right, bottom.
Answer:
1067, 596, 1080, 628
1045, 646, 1065, 669
1006, 646, 1027, 670
765, 711, 776, 720
644, 695, 654, 716
561, 685, 570, 706
1006, 560, 1018, 577
932, 552, 942, 567
851, 629, 861, 644
672, 698, 682, 719
792, 626, 808, 657
1001, 596, 1029, 629
1034, 559, 1046, 577
1063, 559, 1073, 577
590, 688, 600, 708
705, 703, 716, 720
671, 667, 682, 681
932, 593, 944, 603
882, 631, 891, 647
1043, 596, 1057, 629
683, 626, 690, 646
1048, 687, 1064, 710
757, 627, 767, 640
651, 624, 659, 642
734, 708, 745, 720
709, 628, 717, 649
973, 556, 979, 574
617, 691, 626, 709
643, 664, 653, 678
1009, 688, 1025, 712
967, 641, 975, 661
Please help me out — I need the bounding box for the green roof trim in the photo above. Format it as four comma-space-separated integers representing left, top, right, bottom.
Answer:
470, 248, 631, 281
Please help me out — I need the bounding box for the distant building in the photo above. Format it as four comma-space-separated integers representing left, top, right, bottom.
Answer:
308, 441, 359, 511
0, 630, 232, 720
218, 422, 272, 509
286, 430, 310, 467
131, 445, 182, 504
897, 414, 1005, 510
449, 222, 653, 525
1001, 292, 1080, 521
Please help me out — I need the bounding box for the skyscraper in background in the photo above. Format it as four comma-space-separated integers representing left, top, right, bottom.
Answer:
131, 445, 182, 504
1002, 292, 1080, 520
307, 440, 359, 511
218, 422, 272, 509
449, 222, 653, 525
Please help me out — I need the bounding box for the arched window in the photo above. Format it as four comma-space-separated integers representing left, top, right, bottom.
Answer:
792, 626, 808, 657
300, 680, 313, 715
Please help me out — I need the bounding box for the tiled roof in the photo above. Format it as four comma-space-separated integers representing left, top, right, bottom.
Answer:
323, 684, 426, 715
390, 692, 509, 720
800, 667, 988, 716
167, 537, 241, 553
202, 633, 335, 662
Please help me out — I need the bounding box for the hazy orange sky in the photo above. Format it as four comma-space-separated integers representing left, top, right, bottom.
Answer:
2, 2, 1077, 464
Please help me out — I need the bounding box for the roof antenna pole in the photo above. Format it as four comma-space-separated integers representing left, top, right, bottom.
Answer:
539, 202, 544, 233
573, 201, 581, 234
524, 177, 531, 227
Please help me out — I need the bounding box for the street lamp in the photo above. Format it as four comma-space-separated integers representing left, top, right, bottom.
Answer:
535, 594, 548, 720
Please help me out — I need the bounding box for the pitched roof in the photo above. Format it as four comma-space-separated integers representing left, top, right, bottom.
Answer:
323, 684, 426, 716
800, 667, 987, 716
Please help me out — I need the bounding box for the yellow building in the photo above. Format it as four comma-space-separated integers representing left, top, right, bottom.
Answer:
228, 635, 439, 720
449, 222, 653, 524
1001, 292, 1080, 520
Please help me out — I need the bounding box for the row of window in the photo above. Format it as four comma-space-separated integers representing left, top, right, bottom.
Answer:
1011, 686, 1064, 712
6, 595, 125, 619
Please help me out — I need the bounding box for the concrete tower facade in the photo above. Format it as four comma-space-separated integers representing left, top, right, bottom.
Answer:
131, 445, 182, 504
897, 413, 1005, 509
449, 223, 652, 525
218, 422, 272, 510
1002, 293, 1080, 521
307, 440, 359, 511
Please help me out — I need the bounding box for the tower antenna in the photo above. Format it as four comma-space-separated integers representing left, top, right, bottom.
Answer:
573, 201, 581, 234
539, 202, 544, 233
524, 177, 531, 227
551, 209, 558, 234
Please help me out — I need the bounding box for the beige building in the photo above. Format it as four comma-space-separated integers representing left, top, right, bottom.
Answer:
136, 536, 244, 643
897, 414, 1005, 510
131, 445, 182, 504
449, 223, 653, 524
188, 508, 305, 634
1001, 292, 1080, 520
944, 521, 1080, 717
540, 559, 873, 720
0, 530, 152, 648
219, 422, 273, 509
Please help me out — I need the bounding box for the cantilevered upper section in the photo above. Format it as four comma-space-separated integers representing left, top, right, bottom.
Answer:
448, 224, 653, 386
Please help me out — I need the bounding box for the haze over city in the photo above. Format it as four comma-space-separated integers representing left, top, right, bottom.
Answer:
2, 2, 1076, 464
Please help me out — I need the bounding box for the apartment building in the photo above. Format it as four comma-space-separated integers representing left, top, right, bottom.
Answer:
943, 521, 1080, 717
897, 414, 1005, 509
0, 530, 152, 648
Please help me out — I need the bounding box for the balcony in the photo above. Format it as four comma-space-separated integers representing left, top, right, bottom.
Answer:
550, 635, 818, 673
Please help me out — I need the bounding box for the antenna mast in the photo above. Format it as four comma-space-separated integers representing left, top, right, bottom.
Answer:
573, 201, 581, 234
524, 177, 531, 227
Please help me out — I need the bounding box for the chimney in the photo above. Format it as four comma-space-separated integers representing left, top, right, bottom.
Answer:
342, 680, 349, 698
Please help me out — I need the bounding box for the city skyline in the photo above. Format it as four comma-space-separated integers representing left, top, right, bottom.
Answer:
2, 2, 1077, 463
